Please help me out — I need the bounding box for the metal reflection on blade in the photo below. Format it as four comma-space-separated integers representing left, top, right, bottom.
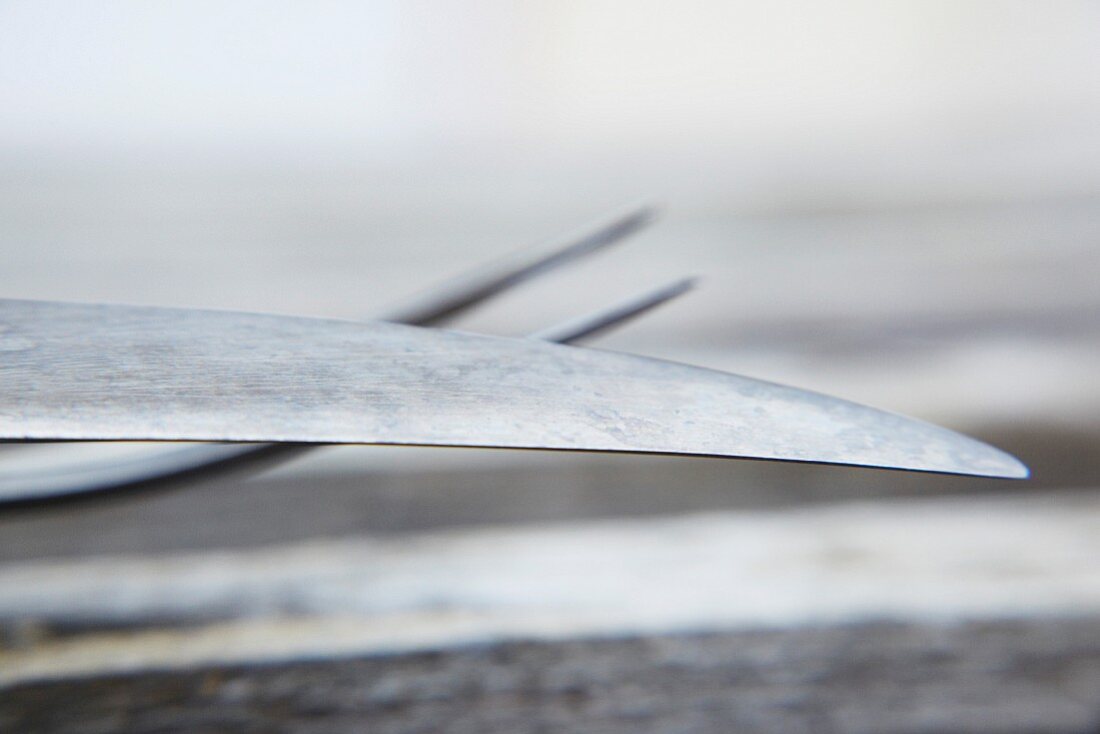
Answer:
0, 298, 1027, 479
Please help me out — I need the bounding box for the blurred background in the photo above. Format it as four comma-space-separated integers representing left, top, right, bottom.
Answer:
1, 2, 1100, 732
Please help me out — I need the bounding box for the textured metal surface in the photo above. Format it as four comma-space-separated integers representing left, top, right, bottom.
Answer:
0, 299, 1026, 477
0, 275, 691, 505
0, 207, 659, 505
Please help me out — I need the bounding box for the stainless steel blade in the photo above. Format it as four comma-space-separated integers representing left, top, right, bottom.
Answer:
0, 299, 1027, 478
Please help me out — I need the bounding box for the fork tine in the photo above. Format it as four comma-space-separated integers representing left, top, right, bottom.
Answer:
380, 205, 657, 326
528, 277, 696, 344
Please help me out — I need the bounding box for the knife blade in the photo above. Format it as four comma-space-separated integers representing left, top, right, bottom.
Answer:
0, 298, 1027, 478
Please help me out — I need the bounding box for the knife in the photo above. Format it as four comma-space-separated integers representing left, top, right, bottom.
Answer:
0, 297, 1028, 479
